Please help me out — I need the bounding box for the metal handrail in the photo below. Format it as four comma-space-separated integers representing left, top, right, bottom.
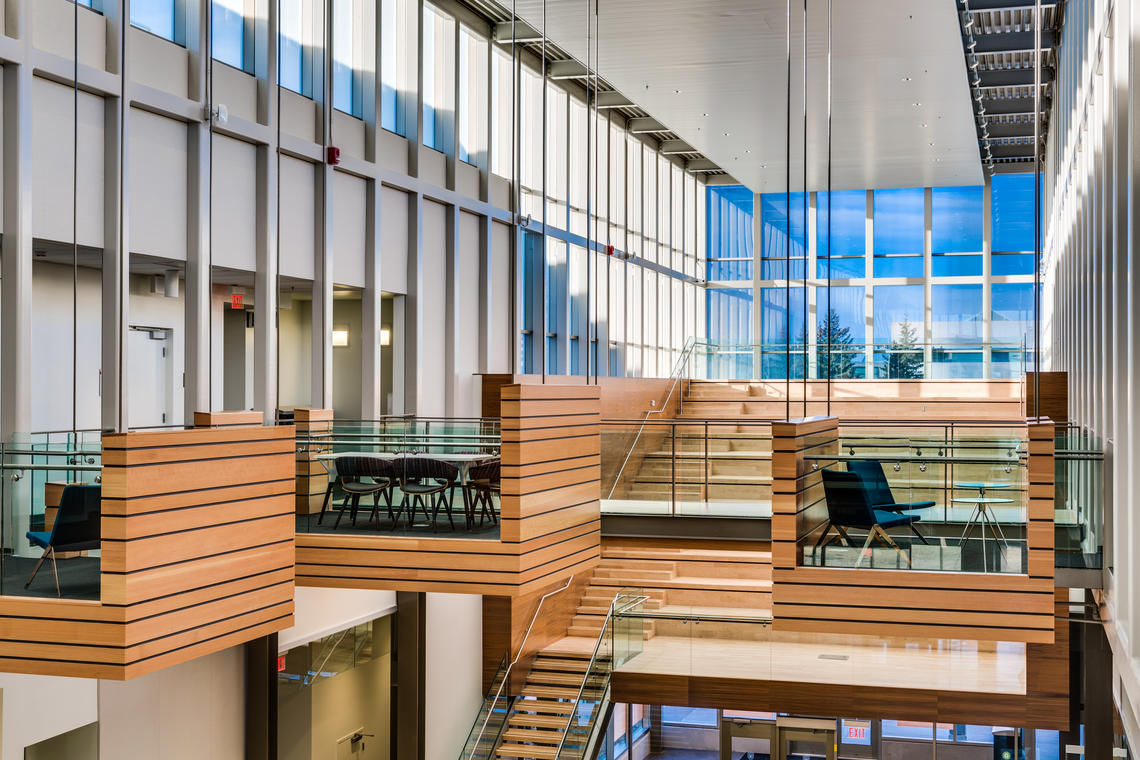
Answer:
606, 338, 700, 499
464, 575, 575, 760
552, 593, 649, 760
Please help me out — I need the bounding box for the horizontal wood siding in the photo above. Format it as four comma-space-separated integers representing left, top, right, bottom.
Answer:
0, 426, 296, 680
770, 417, 1056, 644
295, 384, 602, 596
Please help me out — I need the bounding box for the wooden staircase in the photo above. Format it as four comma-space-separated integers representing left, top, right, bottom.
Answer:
564, 539, 772, 638
494, 650, 599, 760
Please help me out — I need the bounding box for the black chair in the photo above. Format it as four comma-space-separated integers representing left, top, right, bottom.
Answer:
25, 484, 101, 596
846, 459, 931, 545
330, 456, 395, 529
393, 457, 460, 531
816, 469, 920, 568
464, 459, 501, 529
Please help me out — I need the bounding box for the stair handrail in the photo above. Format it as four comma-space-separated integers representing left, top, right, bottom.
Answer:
553, 592, 650, 760
606, 337, 703, 500
463, 575, 576, 760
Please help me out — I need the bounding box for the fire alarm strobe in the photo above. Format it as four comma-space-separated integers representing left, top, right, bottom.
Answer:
327, 146, 341, 165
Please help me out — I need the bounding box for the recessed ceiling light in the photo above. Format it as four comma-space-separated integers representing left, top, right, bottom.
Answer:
723, 132, 730, 136
702, 112, 709, 117
745, 149, 751, 153
928, 142, 935, 146
674, 89, 682, 94
901, 76, 912, 82
920, 123, 928, 128
913, 102, 922, 107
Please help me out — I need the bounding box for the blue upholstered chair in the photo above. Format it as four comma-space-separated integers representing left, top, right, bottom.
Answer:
817, 469, 919, 568
25, 484, 101, 596
846, 459, 932, 545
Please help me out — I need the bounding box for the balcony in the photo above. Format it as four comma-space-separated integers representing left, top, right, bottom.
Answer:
0, 422, 296, 679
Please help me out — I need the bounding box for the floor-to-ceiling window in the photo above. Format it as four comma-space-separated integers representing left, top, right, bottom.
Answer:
710, 175, 1039, 381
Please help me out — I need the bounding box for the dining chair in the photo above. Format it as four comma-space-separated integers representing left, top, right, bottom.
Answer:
25, 484, 101, 596
393, 457, 460, 531
464, 459, 501, 529
331, 456, 396, 529
817, 468, 919, 568
846, 459, 931, 545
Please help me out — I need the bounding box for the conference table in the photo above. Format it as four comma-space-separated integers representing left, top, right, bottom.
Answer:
314, 450, 496, 483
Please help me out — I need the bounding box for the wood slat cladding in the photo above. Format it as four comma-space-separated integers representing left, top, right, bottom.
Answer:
1026, 372, 1069, 424
295, 384, 602, 595
292, 407, 334, 514
769, 417, 1056, 644
0, 426, 296, 680
192, 410, 265, 427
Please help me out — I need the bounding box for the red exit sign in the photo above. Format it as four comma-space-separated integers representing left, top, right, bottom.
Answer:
846, 725, 867, 740
231, 293, 244, 309
277, 655, 287, 672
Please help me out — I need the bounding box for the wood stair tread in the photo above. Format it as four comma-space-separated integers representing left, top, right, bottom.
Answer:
531, 657, 591, 672
522, 685, 581, 699
513, 698, 577, 714
501, 728, 565, 744
509, 714, 574, 729
528, 671, 585, 686
590, 576, 772, 591
496, 742, 561, 759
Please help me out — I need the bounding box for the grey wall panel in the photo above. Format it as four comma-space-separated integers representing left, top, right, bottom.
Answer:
279, 156, 317, 280
127, 28, 189, 100
454, 211, 481, 415
32, 78, 105, 247
420, 200, 448, 416
210, 135, 257, 272
381, 186, 409, 294
489, 220, 512, 372
212, 63, 259, 125
333, 171, 367, 288
129, 109, 188, 261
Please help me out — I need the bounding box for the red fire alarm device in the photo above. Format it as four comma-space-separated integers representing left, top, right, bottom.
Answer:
230, 293, 243, 309
326, 146, 341, 165
277, 655, 287, 672
606, 244, 615, 256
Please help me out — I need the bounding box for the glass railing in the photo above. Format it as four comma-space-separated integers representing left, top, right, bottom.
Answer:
460, 652, 512, 760
294, 416, 501, 537
1055, 425, 1104, 571
610, 600, 1025, 695
602, 419, 773, 518
801, 423, 1029, 574
0, 439, 102, 600
687, 340, 1027, 381
553, 592, 644, 760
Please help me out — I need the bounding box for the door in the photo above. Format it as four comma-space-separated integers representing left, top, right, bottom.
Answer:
128, 327, 170, 428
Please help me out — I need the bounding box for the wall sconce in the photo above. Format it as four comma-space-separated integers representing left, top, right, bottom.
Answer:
332, 326, 350, 347
380, 327, 391, 346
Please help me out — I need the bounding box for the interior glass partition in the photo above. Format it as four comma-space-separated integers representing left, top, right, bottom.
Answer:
801, 423, 1029, 574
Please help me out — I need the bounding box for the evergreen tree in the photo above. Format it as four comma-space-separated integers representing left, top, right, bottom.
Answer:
815, 309, 859, 379
886, 318, 924, 379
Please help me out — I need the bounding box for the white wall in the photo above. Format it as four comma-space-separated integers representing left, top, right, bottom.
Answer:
424, 593, 483, 760
98, 646, 246, 760
0, 673, 98, 760
130, 109, 188, 262
333, 297, 364, 419
279, 295, 313, 409
279, 587, 397, 652
211, 136, 257, 273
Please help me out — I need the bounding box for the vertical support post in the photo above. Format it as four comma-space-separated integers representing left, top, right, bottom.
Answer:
186, 0, 213, 416
294, 407, 334, 514
103, 0, 130, 432
770, 416, 839, 576
395, 591, 426, 760
1027, 418, 1056, 580
244, 633, 279, 760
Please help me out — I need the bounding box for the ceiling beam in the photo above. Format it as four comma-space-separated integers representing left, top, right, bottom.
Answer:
988, 143, 1038, 159
629, 117, 668, 134
963, 0, 1059, 10
685, 158, 720, 173
983, 121, 1037, 138
981, 96, 1042, 115
548, 60, 588, 79
491, 20, 542, 44
596, 91, 634, 109
659, 140, 696, 155
969, 30, 1058, 54
977, 66, 1055, 87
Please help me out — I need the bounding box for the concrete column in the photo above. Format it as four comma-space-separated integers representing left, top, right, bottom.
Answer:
395, 591, 426, 760
313, 0, 333, 411
102, 0, 130, 432
253, 0, 279, 425
361, 0, 383, 420
404, 192, 425, 414
185, 0, 213, 415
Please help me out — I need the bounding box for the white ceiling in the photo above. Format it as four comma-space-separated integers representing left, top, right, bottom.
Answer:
511, 0, 983, 192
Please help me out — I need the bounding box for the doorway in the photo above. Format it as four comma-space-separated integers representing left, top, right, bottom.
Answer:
127, 326, 171, 427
